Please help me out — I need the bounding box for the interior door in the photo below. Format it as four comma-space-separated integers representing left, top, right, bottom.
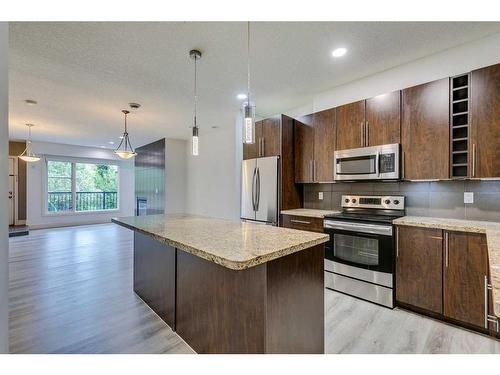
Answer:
255, 156, 278, 224
9, 175, 15, 226
396, 226, 443, 314
366, 90, 401, 146
444, 231, 489, 329
240, 158, 257, 221
313, 108, 336, 182
336, 100, 365, 150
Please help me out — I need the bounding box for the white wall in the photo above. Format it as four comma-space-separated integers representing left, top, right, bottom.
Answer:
27, 141, 135, 229
0, 22, 9, 354
185, 124, 241, 220
165, 138, 187, 214
285, 32, 500, 117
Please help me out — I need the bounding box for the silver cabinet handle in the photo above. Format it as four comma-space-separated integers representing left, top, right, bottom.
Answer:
360, 122, 364, 147
472, 143, 476, 178
444, 232, 449, 268
365, 121, 369, 147
484, 275, 489, 329
290, 219, 311, 225
396, 226, 399, 258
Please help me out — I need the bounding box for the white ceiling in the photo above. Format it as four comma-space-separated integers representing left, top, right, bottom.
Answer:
9, 22, 500, 148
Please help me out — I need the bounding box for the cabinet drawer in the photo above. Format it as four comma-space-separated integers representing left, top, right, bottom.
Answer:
281, 215, 323, 233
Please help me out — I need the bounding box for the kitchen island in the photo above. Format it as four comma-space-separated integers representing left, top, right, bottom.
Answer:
112, 214, 329, 354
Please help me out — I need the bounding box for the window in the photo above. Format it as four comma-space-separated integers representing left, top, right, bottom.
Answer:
46, 158, 119, 214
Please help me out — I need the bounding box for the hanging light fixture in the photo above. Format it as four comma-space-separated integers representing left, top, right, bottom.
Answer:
114, 103, 140, 159
242, 21, 256, 144
19, 124, 40, 162
189, 49, 202, 156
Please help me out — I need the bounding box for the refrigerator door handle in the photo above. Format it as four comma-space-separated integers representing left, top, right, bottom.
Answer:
251, 166, 257, 211
256, 167, 261, 211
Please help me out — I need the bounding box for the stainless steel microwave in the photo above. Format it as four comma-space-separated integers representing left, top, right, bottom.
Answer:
334, 143, 400, 181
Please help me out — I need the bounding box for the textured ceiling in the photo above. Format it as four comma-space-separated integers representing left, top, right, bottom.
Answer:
9, 22, 500, 148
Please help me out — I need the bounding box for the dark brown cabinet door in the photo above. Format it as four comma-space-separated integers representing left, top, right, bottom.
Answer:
313, 108, 336, 182
336, 101, 365, 150
294, 114, 314, 183
401, 79, 450, 180
444, 231, 489, 329
281, 214, 323, 233
366, 91, 401, 146
471, 63, 500, 178
242, 120, 262, 160
261, 117, 281, 157
396, 226, 443, 314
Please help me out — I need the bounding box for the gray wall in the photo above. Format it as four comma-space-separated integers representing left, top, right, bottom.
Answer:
0, 22, 9, 353
304, 180, 500, 222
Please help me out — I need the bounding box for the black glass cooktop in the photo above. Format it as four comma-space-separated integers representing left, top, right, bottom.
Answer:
324, 211, 403, 224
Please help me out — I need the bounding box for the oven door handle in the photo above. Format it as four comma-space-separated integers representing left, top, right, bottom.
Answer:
324, 220, 393, 236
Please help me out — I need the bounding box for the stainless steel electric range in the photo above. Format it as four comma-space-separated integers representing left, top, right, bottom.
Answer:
323, 194, 405, 308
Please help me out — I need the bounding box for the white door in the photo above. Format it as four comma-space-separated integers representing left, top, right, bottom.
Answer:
8, 175, 15, 226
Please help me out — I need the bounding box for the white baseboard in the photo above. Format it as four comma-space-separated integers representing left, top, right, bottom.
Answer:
28, 219, 113, 230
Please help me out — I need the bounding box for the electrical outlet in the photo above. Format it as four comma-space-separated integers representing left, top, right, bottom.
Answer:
318, 192, 324, 200
464, 192, 474, 204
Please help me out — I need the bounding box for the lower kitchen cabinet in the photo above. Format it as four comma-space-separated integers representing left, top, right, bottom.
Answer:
395, 226, 443, 314
281, 214, 323, 233
444, 231, 490, 330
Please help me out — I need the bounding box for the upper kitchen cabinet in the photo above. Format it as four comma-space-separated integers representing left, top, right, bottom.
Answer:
365, 90, 401, 146
336, 100, 365, 150
401, 78, 450, 180
313, 108, 336, 182
243, 117, 281, 160
470, 63, 500, 178
294, 114, 315, 183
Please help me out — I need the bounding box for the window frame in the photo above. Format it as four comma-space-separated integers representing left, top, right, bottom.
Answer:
42, 155, 121, 216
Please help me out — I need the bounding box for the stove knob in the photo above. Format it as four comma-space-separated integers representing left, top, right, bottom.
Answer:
351, 198, 357, 204
394, 199, 400, 205
344, 198, 350, 203
384, 199, 391, 205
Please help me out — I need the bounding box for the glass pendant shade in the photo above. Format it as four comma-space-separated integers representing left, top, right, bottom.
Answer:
115, 110, 137, 159
242, 102, 256, 144
19, 124, 40, 162
192, 126, 199, 156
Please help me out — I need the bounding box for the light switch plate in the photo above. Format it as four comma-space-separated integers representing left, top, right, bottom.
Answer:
464, 192, 474, 204
318, 192, 324, 200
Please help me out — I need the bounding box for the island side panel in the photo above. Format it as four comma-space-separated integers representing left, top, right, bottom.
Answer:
175, 250, 267, 354
133, 232, 176, 329
265, 244, 325, 354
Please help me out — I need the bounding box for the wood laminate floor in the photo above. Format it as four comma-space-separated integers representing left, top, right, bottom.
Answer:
8, 223, 500, 354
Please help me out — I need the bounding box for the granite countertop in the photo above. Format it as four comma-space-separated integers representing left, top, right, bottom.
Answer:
394, 216, 500, 319
281, 208, 340, 218
112, 214, 329, 271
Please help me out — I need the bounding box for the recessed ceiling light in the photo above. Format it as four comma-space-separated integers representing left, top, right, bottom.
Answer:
108, 141, 115, 145
237, 93, 247, 100
331, 47, 347, 58
24, 99, 38, 105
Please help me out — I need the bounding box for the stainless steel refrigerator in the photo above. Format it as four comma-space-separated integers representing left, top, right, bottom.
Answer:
241, 156, 279, 225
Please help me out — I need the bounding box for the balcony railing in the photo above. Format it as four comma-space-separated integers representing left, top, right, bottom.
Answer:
48, 191, 118, 212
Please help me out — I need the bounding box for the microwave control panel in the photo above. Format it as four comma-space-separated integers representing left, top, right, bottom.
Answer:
379, 153, 395, 173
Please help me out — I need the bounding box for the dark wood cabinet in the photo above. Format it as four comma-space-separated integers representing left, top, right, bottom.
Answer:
470, 63, 500, 178
313, 108, 336, 182
294, 114, 314, 183
444, 231, 489, 329
336, 100, 365, 150
261, 117, 281, 157
366, 91, 401, 146
396, 226, 443, 314
281, 214, 323, 233
243, 120, 262, 160
401, 78, 450, 180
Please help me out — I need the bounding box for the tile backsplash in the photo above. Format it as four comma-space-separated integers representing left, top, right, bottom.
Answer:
303, 180, 500, 222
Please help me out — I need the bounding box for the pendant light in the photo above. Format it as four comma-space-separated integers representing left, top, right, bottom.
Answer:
114, 103, 140, 159
242, 22, 256, 144
19, 124, 40, 162
190, 49, 202, 156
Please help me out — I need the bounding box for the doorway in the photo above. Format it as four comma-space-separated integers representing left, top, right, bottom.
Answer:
8, 156, 16, 226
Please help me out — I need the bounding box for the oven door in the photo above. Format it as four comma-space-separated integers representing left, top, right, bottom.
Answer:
324, 220, 393, 274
